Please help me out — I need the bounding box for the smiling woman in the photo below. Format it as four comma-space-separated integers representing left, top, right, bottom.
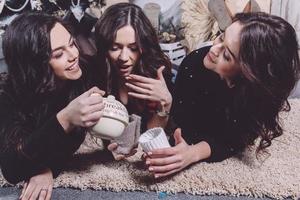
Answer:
49, 23, 82, 80
0, 12, 106, 200
145, 12, 300, 179
203, 21, 242, 87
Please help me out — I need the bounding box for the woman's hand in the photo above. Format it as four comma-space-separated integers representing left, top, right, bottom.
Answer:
57, 87, 105, 132
19, 168, 53, 200
125, 66, 172, 110
145, 129, 211, 178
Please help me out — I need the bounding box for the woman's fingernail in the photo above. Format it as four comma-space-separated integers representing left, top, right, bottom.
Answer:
148, 152, 152, 156
149, 167, 153, 171
154, 174, 159, 178
146, 161, 150, 165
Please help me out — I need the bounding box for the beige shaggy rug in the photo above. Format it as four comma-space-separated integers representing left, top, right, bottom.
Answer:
1, 99, 300, 199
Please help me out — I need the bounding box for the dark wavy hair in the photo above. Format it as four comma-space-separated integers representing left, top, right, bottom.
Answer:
0, 12, 89, 153
94, 3, 172, 96
2, 12, 81, 102
232, 12, 300, 154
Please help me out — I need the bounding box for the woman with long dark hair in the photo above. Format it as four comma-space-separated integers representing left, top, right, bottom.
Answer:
94, 3, 173, 158
0, 12, 105, 199
145, 12, 300, 178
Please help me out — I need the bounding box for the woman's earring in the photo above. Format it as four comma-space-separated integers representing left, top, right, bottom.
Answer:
226, 79, 236, 88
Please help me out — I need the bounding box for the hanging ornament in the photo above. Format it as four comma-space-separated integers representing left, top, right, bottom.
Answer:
85, 0, 103, 19
30, 0, 42, 11
4, 0, 29, 12
70, 0, 84, 22
0, 0, 6, 15
49, 0, 67, 18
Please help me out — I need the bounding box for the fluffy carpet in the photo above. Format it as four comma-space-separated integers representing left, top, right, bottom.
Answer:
1, 99, 300, 199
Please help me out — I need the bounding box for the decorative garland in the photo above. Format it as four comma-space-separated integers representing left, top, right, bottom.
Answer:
70, 0, 84, 22
5, 0, 30, 12
30, 0, 42, 11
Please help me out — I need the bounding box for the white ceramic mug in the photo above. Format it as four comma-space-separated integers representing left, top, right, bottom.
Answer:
91, 95, 129, 140
139, 127, 171, 152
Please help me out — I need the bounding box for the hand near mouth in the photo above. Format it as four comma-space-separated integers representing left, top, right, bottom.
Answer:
124, 66, 172, 110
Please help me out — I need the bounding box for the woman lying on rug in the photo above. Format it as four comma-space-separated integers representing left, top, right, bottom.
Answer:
93, 3, 174, 159
0, 12, 107, 200
145, 12, 300, 178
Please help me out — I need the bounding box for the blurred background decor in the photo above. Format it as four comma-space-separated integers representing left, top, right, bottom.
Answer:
0, 0, 299, 93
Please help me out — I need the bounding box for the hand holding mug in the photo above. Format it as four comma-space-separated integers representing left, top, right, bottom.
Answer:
90, 95, 129, 140
57, 87, 105, 132
141, 128, 197, 179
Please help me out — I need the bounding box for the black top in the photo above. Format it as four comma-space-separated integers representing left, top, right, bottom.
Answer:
171, 46, 249, 162
0, 57, 104, 184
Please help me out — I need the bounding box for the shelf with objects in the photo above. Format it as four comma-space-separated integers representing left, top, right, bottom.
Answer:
139, 0, 187, 83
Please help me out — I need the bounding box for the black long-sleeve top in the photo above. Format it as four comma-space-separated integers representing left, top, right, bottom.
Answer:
0, 57, 104, 184
171, 46, 251, 162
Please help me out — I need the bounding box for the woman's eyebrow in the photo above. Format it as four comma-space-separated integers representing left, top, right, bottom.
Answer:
113, 42, 137, 46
